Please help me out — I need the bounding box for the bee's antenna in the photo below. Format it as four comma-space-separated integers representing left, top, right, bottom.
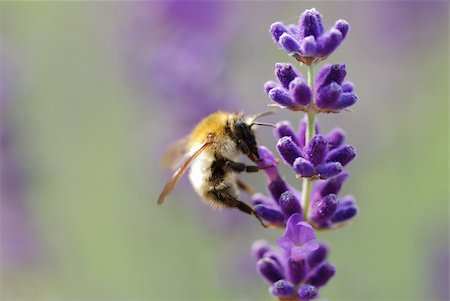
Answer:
250, 122, 276, 128
251, 110, 275, 122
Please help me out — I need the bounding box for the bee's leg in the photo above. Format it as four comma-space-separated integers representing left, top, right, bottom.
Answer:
236, 178, 254, 195
235, 201, 269, 228
224, 160, 260, 173
209, 187, 268, 228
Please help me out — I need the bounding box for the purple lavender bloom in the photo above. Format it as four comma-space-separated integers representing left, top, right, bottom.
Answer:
253, 214, 335, 299
277, 131, 354, 180
314, 64, 358, 113
270, 8, 349, 64
309, 176, 359, 229
265, 63, 312, 111
277, 214, 319, 260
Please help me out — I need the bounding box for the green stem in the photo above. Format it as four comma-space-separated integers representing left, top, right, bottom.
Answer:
302, 64, 316, 221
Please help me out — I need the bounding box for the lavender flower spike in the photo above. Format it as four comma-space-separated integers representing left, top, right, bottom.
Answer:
270, 8, 349, 64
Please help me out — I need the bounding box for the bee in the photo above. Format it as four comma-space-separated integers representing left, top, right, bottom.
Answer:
157, 111, 275, 227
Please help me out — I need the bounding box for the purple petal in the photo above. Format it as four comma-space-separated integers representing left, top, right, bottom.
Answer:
275, 63, 300, 89
279, 33, 301, 54
293, 157, 315, 178
252, 193, 276, 207
291, 241, 320, 261
330, 200, 358, 223
274, 121, 300, 146
270, 22, 288, 43
289, 78, 312, 106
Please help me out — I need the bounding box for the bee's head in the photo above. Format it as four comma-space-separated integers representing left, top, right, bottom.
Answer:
234, 119, 260, 162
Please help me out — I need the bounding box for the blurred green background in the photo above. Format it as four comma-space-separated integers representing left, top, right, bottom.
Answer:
1, 1, 448, 300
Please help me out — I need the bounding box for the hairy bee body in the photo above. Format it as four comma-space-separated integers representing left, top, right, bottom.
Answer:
158, 111, 272, 227
188, 112, 247, 209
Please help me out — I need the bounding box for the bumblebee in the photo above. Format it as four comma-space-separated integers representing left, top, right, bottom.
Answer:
158, 111, 274, 227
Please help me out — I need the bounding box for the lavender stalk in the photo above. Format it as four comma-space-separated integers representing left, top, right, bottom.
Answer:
253, 8, 358, 300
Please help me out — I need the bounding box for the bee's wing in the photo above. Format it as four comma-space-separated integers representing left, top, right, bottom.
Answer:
161, 136, 189, 170
157, 140, 212, 205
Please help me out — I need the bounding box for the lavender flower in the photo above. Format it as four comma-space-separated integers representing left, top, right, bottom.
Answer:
266, 63, 357, 113
253, 215, 335, 299
270, 8, 349, 64
252, 8, 358, 300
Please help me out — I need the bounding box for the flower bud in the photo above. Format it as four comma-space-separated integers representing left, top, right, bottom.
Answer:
263, 80, 278, 95
275, 63, 300, 89
289, 78, 312, 106
316, 162, 343, 179
257, 257, 285, 284
326, 127, 346, 150
277, 136, 304, 166
306, 134, 328, 166
306, 263, 336, 288
325, 145, 356, 167
269, 87, 295, 107
298, 284, 318, 300
270, 280, 295, 298
252, 239, 272, 260
254, 205, 285, 225
279, 190, 302, 218
331, 92, 357, 110
316, 29, 343, 57
287, 257, 306, 285
316, 82, 342, 109
270, 22, 288, 42
334, 19, 349, 39
274, 121, 300, 146
319, 172, 349, 196
341, 81, 354, 92
268, 176, 290, 203
293, 157, 315, 178
257, 146, 279, 181
279, 33, 301, 54
299, 8, 324, 39
299, 36, 317, 56
315, 64, 346, 92
330, 201, 358, 223
252, 193, 275, 207
311, 194, 338, 222
307, 243, 329, 269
